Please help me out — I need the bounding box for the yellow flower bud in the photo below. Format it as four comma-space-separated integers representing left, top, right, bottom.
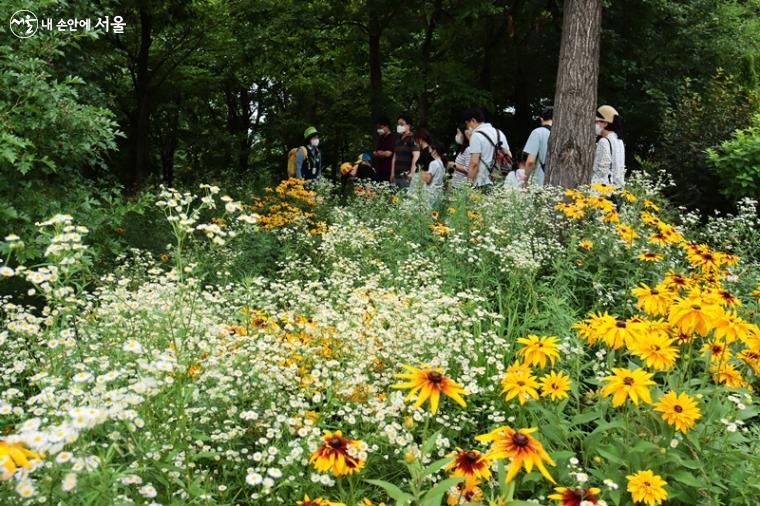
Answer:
403, 416, 414, 430
404, 449, 416, 464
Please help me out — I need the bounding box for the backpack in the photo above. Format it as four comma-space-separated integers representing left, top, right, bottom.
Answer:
476, 129, 512, 177
287, 146, 308, 178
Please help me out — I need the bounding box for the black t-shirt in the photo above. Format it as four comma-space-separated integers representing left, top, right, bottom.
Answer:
417, 146, 432, 172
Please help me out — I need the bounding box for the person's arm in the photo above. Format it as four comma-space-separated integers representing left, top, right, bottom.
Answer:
374, 150, 393, 158
390, 153, 396, 182
421, 171, 433, 184
408, 149, 420, 178
295, 148, 304, 179
524, 154, 537, 186
468, 153, 480, 182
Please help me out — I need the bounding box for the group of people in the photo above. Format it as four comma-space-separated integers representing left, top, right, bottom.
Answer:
291, 105, 626, 201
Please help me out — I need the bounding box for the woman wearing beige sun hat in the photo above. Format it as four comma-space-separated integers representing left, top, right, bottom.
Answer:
592, 105, 626, 188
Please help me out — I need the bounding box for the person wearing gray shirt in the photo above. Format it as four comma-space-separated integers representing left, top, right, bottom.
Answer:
523, 107, 552, 187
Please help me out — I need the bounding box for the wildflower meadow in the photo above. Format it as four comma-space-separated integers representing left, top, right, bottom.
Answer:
0, 173, 758, 506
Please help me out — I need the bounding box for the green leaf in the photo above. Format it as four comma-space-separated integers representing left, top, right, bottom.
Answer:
672, 470, 704, 488
423, 456, 454, 478
571, 411, 601, 426
364, 479, 413, 505
421, 477, 463, 506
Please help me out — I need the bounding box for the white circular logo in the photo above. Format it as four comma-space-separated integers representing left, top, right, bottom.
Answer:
10, 10, 38, 38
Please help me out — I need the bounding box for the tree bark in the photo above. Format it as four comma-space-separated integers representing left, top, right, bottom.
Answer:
545, 0, 602, 188
125, 6, 154, 191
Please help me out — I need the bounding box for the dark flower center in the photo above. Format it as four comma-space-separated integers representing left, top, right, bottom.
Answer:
674, 405, 683, 413
328, 437, 344, 449
651, 289, 659, 295
623, 377, 634, 386
691, 304, 702, 311
464, 451, 479, 462
616, 321, 627, 328
512, 432, 529, 447
427, 371, 443, 384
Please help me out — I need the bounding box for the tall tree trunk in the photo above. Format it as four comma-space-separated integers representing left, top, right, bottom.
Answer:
126, 7, 154, 191
545, 0, 602, 187
368, 24, 383, 118
418, 0, 443, 127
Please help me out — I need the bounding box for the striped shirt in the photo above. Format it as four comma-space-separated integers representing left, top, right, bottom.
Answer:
393, 135, 419, 176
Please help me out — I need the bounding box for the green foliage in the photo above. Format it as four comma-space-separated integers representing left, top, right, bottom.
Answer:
0, 26, 120, 175
654, 70, 759, 211
707, 115, 760, 202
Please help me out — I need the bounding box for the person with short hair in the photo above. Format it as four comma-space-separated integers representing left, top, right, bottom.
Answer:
390, 114, 420, 188
372, 115, 395, 182
593, 105, 626, 187
296, 126, 322, 180
522, 107, 553, 187
462, 107, 511, 188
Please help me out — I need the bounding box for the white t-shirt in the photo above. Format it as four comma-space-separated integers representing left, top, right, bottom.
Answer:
469, 123, 509, 187
523, 126, 550, 186
451, 148, 471, 187
425, 159, 445, 201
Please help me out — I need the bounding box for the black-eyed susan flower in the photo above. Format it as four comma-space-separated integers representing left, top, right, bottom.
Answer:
626, 470, 667, 505
516, 335, 560, 368
628, 333, 679, 371
631, 283, 672, 316
663, 271, 691, 292
638, 252, 662, 262
443, 448, 491, 492
446, 484, 484, 506
297, 495, 346, 506
539, 370, 571, 400
600, 368, 655, 407
0, 440, 43, 478
654, 391, 701, 433
476, 425, 556, 483
599, 318, 641, 350
710, 362, 746, 388
309, 430, 366, 476
616, 224, 638, 244
358, 499, 386, 506
573, 311, 615, 346
500, 363, 540, 405
738, 348, 760, 374
668, 293, 722, 336
548, 486, 602, 505
713, 311, 754, 344
392, 364, 467, 414
579, 240, 593, 250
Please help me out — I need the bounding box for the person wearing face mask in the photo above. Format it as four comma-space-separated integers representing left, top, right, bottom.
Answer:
592, 106, 625, 188
372, 115, 395, 182
463, 107, 511, 188
295, 126, 323, 180
390, 114, 420, 188
448, 125, 472, 188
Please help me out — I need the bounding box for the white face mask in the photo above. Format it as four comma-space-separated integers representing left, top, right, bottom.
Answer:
595, 124, 603, 136
396, 125, 407, 134
311, 138, 320, 147
377, 128, 386, 135
455, 133, 464, 145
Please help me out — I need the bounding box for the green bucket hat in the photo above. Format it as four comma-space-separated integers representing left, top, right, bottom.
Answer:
303, 126, 320, 140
